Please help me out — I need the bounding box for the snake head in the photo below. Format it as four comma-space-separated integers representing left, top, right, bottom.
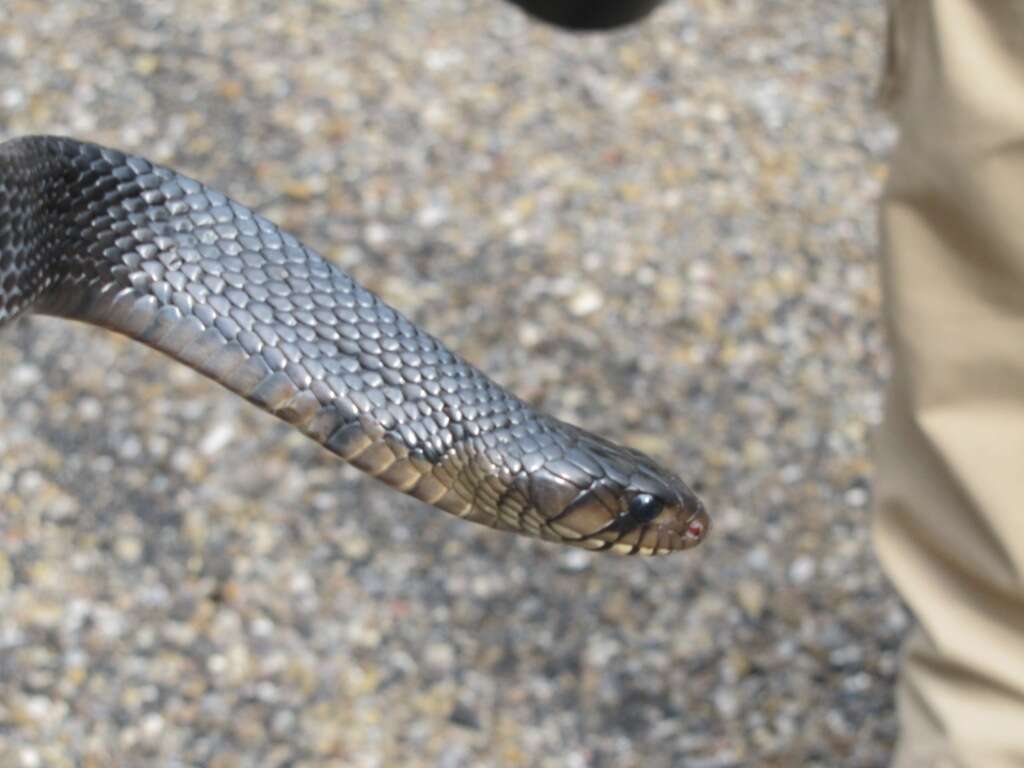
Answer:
512, 421, 709, 555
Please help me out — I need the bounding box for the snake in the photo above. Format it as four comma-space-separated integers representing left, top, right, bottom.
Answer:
0, 135, 708, 555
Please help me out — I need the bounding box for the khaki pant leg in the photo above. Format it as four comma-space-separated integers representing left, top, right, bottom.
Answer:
875, 2, 1024, 767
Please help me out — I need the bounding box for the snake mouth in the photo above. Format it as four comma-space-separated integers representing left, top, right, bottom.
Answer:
576, 516, 707, 555
609, 504, 709, 555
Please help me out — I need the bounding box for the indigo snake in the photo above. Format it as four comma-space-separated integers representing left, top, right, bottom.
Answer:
0, 135, 708, 554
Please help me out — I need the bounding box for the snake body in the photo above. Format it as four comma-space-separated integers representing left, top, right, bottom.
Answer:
0, 136, 708, 554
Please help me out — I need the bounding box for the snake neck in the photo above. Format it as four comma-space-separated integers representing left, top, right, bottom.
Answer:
0, 137, 74, 325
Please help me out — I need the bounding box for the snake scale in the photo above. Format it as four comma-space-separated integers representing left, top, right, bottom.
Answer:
0, 135, 708, 555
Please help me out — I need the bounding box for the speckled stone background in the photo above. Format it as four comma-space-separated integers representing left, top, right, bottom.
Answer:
0, 1, 899, 766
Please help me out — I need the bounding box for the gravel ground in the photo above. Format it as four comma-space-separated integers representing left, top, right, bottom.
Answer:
0, 1, 899, 765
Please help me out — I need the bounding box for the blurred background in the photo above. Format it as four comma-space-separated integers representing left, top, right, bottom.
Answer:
0, 1, 898, 765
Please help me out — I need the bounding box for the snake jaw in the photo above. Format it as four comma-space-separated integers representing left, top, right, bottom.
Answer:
545, 485, 618, 543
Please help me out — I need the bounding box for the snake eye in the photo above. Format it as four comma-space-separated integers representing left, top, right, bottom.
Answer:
627, 493, 663, 523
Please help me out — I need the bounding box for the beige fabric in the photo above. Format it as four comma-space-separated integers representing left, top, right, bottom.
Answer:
874, 2, 1024, 766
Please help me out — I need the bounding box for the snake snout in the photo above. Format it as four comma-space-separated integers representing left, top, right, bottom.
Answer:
681, 501, 711, 548
673, 482, 710, 544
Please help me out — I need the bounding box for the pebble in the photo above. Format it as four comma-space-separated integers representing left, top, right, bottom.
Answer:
568, 285, 603, 317
736, 580, 767, 619
789, 556, 818, 585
